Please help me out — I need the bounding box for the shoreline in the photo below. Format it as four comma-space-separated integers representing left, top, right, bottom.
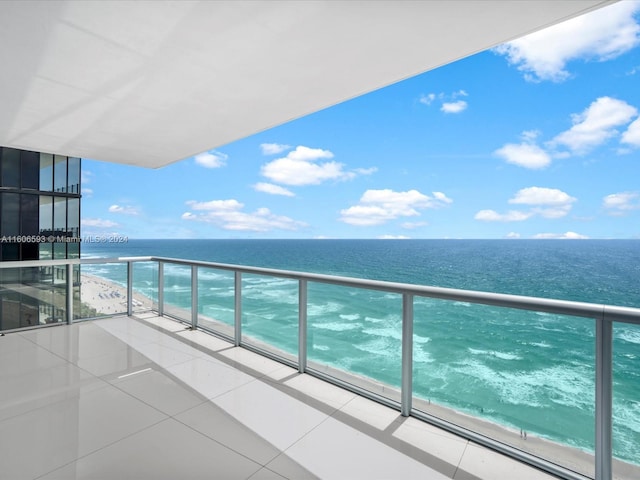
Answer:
79, 273, 639, 479
80, 273, 153, 315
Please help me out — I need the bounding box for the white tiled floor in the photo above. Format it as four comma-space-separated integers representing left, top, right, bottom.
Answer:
0, 315, 557, 480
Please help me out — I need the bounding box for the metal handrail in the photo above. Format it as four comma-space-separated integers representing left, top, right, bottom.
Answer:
2, 255, 639, 480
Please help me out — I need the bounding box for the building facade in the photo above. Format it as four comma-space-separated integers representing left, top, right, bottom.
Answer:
0, 146, 81, 330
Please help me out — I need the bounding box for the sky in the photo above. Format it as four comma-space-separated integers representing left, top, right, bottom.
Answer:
82, 1, 640, 240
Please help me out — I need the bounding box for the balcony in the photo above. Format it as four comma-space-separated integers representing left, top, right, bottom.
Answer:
1, 256, 639, 480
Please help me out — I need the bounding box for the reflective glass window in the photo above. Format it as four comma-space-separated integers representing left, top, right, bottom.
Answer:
1, 192, 20, 236
21, 194, 38, 235
67, 198, 80, 239
1, 148, 20, 188
54, 155, 67, 193
39, 243, 52, 260
68, 157, 80, 194
53, 242, 66, 259
40, 153, 53, 191
39, 196, 53, 235
21, 151, 39, 190
53, 197, 66, 235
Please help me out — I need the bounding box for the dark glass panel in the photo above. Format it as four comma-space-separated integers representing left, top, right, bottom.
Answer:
21, 194, 39, 235
1, 148, 20, 188
1, 193, 20, 236
21, 151, 39, 189
1, 243, 20, 261
40, 153, 53, 191
21, 242, 39, 261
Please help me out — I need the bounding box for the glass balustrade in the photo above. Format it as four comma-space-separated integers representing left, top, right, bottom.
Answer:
2, 256, 639, 480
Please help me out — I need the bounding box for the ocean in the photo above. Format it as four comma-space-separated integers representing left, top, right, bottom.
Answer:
81, 239, 640, 465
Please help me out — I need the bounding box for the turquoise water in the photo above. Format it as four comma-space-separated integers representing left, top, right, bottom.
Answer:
82, 239, 640, 464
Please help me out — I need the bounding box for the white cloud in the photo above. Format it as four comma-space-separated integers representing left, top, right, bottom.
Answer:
340, 189, 452, 226
476, 187, 576, 222
509, 186, 576, 219
419, 93, 436, 105
82, 218, 119, 228
185, 199, 243, 211
493, 1, 640, 82
621, 117, 640, 147
603, 191, 640, 215
260, 143, 291, 155
194, 150, 227, 168
182, 199, 305, 232
81, 188, 93, 197
533, 232, 589, 239
495, 142, 551, 169
441, 100, 468, 114
474, 210, 532, 222
506, 232, 521, 239
253, 182, 295, 197
108, 204, 140, 215
420, 90, 469, 113
261, 145, 372, 186
552, 97, 638, 154
508, 187, 576, 206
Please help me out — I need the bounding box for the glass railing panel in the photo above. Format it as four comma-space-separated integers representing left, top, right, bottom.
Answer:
0, 266, 67, 330
306, 282, 402, 403
78, 262, 128, 318
241, 273, 298, 363
162, 263, 192, 323
197, 267, 235, 338
613, 322, 640, 480
412, 297, 595, 477
132, 261, 157, 313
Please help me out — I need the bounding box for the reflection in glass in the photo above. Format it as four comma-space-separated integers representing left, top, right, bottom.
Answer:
67, 198, 80, 239
53, 243, 66, 259
67, 157, 80, 194
54, 155, 67, 193
39, 196, 53, 235
40, 153, 53, 191
53, 197, 66, 235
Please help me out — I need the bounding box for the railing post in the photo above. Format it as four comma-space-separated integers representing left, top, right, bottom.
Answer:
299, 279, 308, 374
66, 263, 73, 324
127, 261, 133, 316
595, 314, 613, 480
191, 265, 198, 329
157, 261, 164, 316
401, 293, 414, 417
234, 271, 242, 346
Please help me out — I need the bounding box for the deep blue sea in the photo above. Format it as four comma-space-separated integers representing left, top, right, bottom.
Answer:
82, 239, 640, 464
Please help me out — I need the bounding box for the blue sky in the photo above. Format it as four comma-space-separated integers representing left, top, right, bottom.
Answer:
82, 1, 640, 240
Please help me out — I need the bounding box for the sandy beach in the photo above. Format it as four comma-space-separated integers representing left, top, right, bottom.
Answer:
80, 273, 153, 315
79, 273, 639, 479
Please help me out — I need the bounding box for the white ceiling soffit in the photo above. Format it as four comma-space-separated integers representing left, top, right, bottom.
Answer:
0, 0, 614, 168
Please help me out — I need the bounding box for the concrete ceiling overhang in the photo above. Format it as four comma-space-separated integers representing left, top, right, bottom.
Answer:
0, 0, 614, 168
